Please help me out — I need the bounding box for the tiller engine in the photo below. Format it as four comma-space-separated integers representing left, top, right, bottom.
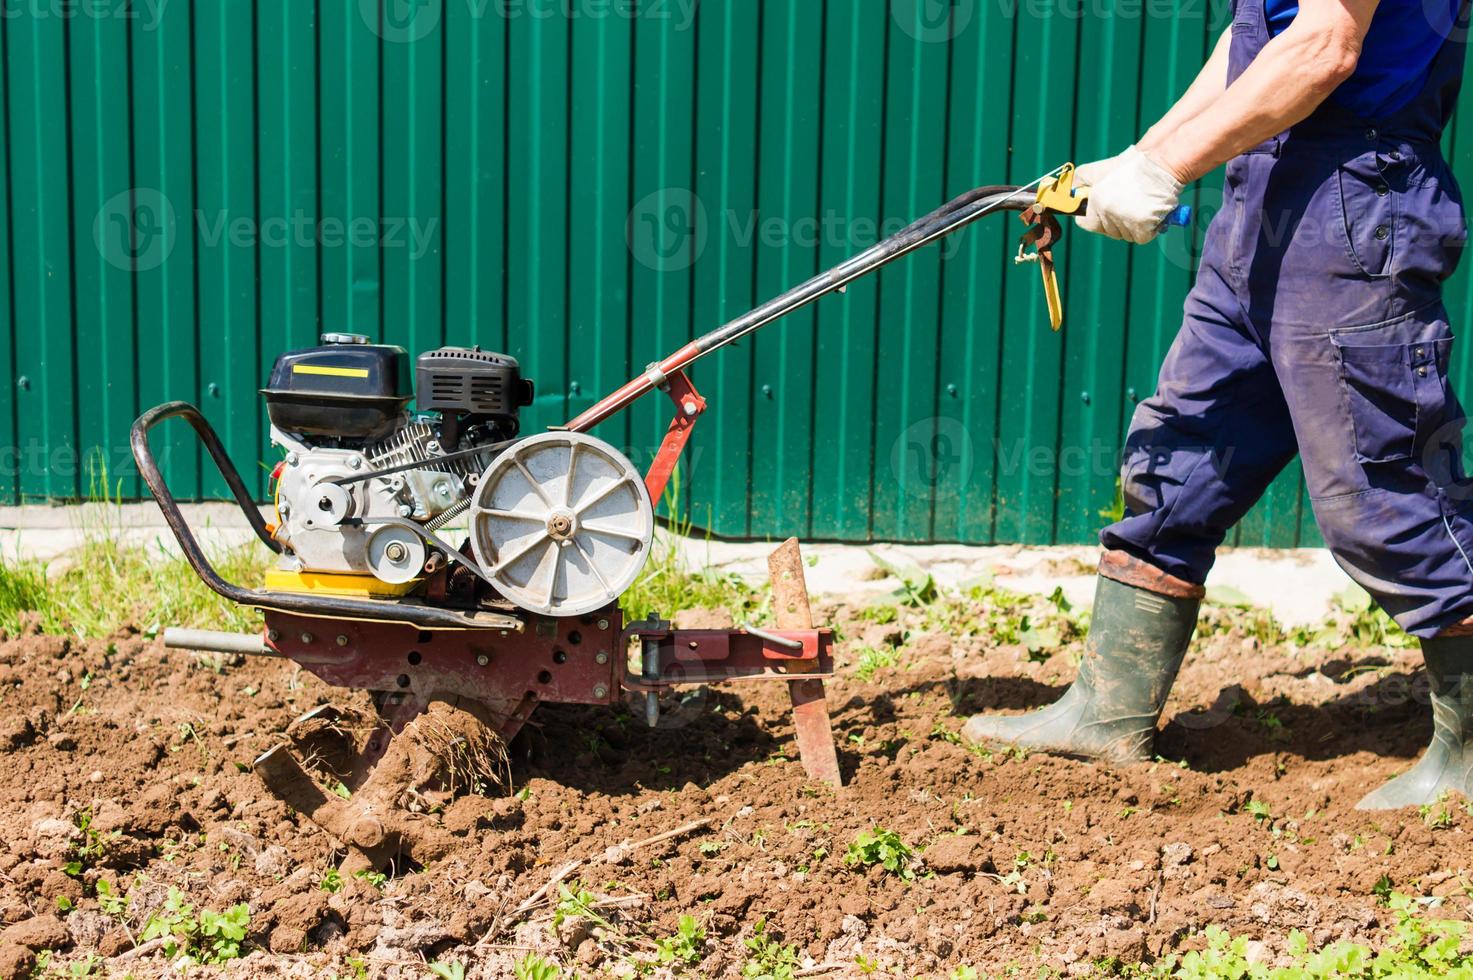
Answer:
132, 167, 1183, 868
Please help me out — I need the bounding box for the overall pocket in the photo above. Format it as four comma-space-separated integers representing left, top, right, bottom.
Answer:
1334, 332, 1456, 463
1336, 152, 1398, 279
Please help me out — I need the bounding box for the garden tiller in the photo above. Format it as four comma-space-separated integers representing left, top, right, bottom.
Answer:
133, 165, 1177, 869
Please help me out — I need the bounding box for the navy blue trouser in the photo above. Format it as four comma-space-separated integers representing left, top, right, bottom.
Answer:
1102, 0, 1473, 640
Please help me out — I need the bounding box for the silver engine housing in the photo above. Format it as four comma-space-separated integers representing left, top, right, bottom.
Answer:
271, 420, 482, 582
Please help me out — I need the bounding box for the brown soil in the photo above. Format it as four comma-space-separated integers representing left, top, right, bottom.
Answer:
0, 598, 1466, 978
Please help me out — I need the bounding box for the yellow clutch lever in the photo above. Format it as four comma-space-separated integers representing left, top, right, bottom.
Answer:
1021, 164, 1193, 329
1017, 165, 1088, 332
1035, 163, 1089, 216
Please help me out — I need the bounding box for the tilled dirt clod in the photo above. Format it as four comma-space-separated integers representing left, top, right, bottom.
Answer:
0, 600, 1468, 977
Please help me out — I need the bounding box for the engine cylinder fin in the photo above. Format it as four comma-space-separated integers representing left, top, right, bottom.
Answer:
367, 421, 483, 480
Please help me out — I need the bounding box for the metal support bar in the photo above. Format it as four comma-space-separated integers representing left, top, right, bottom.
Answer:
769, 538, 843, 789
565, 181, 1046, 433
163, 628, 268, 656
642, 370, 707, 505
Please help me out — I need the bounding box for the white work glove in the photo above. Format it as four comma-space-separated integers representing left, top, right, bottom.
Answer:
1075, 145, 1184, 245
1074, 152, 1128, 192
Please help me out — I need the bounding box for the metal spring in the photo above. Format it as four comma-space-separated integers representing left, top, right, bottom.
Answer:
425, 495, 472, 531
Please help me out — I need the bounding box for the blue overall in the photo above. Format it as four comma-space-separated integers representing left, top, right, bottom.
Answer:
1101, 0, 1473, 639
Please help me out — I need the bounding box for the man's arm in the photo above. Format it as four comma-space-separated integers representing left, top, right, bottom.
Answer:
1142, 0, 1379, 184
1079, 0, 1378, 242
1142, 28, 1234, 151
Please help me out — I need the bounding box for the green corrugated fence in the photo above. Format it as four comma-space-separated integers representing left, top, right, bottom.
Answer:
3, 0, 1471, 546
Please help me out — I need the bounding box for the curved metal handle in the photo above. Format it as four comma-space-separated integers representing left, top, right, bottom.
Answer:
131, 401, 281, 558
130, 401, 522, 631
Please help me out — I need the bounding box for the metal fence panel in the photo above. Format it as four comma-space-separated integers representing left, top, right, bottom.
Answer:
3, 0, 1466, 549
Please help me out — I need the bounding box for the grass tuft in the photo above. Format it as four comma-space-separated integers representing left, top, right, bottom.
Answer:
618, 467, 764, 623
0, 463, 269, 638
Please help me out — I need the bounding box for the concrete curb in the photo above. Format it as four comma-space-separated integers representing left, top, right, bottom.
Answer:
0, 503, 1351, 627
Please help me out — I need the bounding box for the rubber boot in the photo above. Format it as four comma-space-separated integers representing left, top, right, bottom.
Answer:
962, 551, 1202, 764
1356, 631, 1473, 810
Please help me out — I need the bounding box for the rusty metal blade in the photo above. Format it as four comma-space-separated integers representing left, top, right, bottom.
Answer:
768, 538, 843, 788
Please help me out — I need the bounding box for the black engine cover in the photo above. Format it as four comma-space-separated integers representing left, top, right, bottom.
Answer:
262, 338, 410, 441
415, 347, 534, 426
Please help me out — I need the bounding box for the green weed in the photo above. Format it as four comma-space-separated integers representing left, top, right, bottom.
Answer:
618, 468, 764, 623
512, 953, 562, 980
653, 914, 706, 967
94, 878, 128, 918
139, 887, 250, 964
843, 827, 915, 882
1134, 894, 1471, 977
61, 809, 117, 877
852, 645, 901, 682
0, 480, 269, 639
427, 960, 466, 980
742, 917, 801, 980
867, 552, 938, 606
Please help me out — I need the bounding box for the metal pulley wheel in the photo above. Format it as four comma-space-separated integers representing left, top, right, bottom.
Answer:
367, 525, 428, 584
468, 431, 653, 616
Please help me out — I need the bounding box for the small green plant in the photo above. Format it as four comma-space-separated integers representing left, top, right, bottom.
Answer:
354, 869, 389, 889
868, 552, 938, 606
552, 881, 615, 935
319, 867, 344, 893
852, 645, 901, 683
62, 809, 117, 877
653, 914, 706, 967
952, 966, 980, 980
929, 722, 963, 746
1420, 800, 1455, 830
139, 887, 250, 964
742, 917, 801, 980
857, 602, 899, 625
67, 953, 101, 977
1244, 799, 1273, 824
844, 827, 915, 882
697, 840, 724, 857
427, 960, 466, 980
512, 953, 561, 980
1138, 895, 1473, 977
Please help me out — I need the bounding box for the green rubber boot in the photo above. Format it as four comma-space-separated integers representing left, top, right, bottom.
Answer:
1357, 633, 1473, 810
962, 554, 1202, 764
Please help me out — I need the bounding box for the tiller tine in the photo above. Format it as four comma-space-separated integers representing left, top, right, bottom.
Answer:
256, 697, 512, 872
768, 538, 843, 789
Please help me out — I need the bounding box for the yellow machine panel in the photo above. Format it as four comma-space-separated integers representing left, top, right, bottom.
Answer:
263, 568, 418, 599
